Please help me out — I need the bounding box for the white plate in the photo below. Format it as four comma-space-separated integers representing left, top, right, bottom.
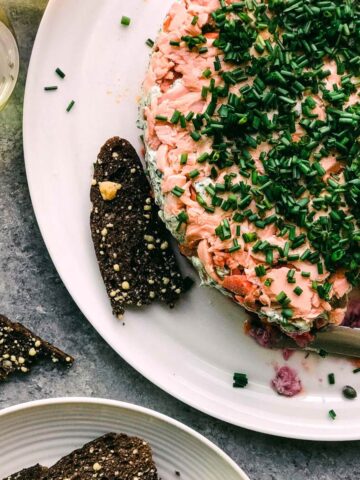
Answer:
23, 0, 360, 440
0, 398, 248, 478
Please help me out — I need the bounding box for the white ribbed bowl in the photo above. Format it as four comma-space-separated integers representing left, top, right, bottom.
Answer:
0, 398, 248, 479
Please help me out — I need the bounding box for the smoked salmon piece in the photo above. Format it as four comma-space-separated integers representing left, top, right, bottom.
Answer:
223, 275, 256, 297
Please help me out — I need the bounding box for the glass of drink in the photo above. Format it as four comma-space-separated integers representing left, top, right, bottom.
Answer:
0, 7, 19, 111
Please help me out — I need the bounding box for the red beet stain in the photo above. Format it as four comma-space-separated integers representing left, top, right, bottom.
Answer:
272, 365, 302, 397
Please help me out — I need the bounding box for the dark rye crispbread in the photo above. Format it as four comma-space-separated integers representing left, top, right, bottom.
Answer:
43, 432, 159, 480
3, 464, 48, 480
90, 137, 188, 317
0, 314, 74, 381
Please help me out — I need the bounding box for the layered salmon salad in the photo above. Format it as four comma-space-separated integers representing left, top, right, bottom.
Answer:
142, 0, 360, 343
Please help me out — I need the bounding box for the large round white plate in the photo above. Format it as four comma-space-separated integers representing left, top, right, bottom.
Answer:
23, 0, 360, 440
0, 398, 248, 478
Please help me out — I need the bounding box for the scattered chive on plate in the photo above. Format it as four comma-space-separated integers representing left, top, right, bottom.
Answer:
120, 16, 131, 26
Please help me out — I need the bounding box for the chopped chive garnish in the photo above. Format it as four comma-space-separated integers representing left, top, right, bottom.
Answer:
146, 38, 154, 48
170, 110, 181, 124
238, 195, 252, 209
198, 46, 208, 54
179, 114, 186, 128
189, 169, 200, 179
214, 56, 221, 71
191, 15, 199, 25
177, 211, 188, 223
328, 409, 336, 420
328, 373, 335, 385
276, 291, 288, 304
55, 68, 65, 79
203, 68, 212, 78
176, 211, 189, 230
301, 271, 311, 278
170, 40, 181, 47
264, 278, 273, 287
190, 131, 201, 142
229, 239, 241, 253
171, 186, 185, 197
255, 265, 266, 277
243, 232, 257, 243
293, 286, 303, 296
266, 249, 273, 265
353, 368, 360, 374
300, 249, 311, 261
197, 152, 209, 163
205, 185, 216, 197
287, 269, 296, 283
66, 100, 75, 112
234, 214, 244, 224
233, 372, 248, 388
155, 115, 168, 122
180, 153, 188, 165
120, 16, 131, 26
44, 86, 58, 91
282, 308, 293, 319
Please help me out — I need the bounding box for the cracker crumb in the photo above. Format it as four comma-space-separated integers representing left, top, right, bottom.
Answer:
99, 181, 122, 201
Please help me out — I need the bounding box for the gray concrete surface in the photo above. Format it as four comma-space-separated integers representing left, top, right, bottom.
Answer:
0, 1, 359, 479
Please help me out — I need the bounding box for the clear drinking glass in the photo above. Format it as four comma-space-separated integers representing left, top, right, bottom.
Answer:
0, 6, 19, 111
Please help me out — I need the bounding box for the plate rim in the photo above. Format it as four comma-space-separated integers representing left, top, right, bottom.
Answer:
0, 397, 248, 479
22, 0, 360, 442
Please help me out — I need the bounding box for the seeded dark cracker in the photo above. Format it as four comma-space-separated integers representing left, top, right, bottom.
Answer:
0, 314, 74, 381
3, 464, 48, 480
44, 432, 158, 480
90, 137, 186, 316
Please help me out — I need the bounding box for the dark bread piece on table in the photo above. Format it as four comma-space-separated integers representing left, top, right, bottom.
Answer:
44, 432, 158, 479
0, 314, 74, 381
90, 137, 187, 317
3, 464, 48, 480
